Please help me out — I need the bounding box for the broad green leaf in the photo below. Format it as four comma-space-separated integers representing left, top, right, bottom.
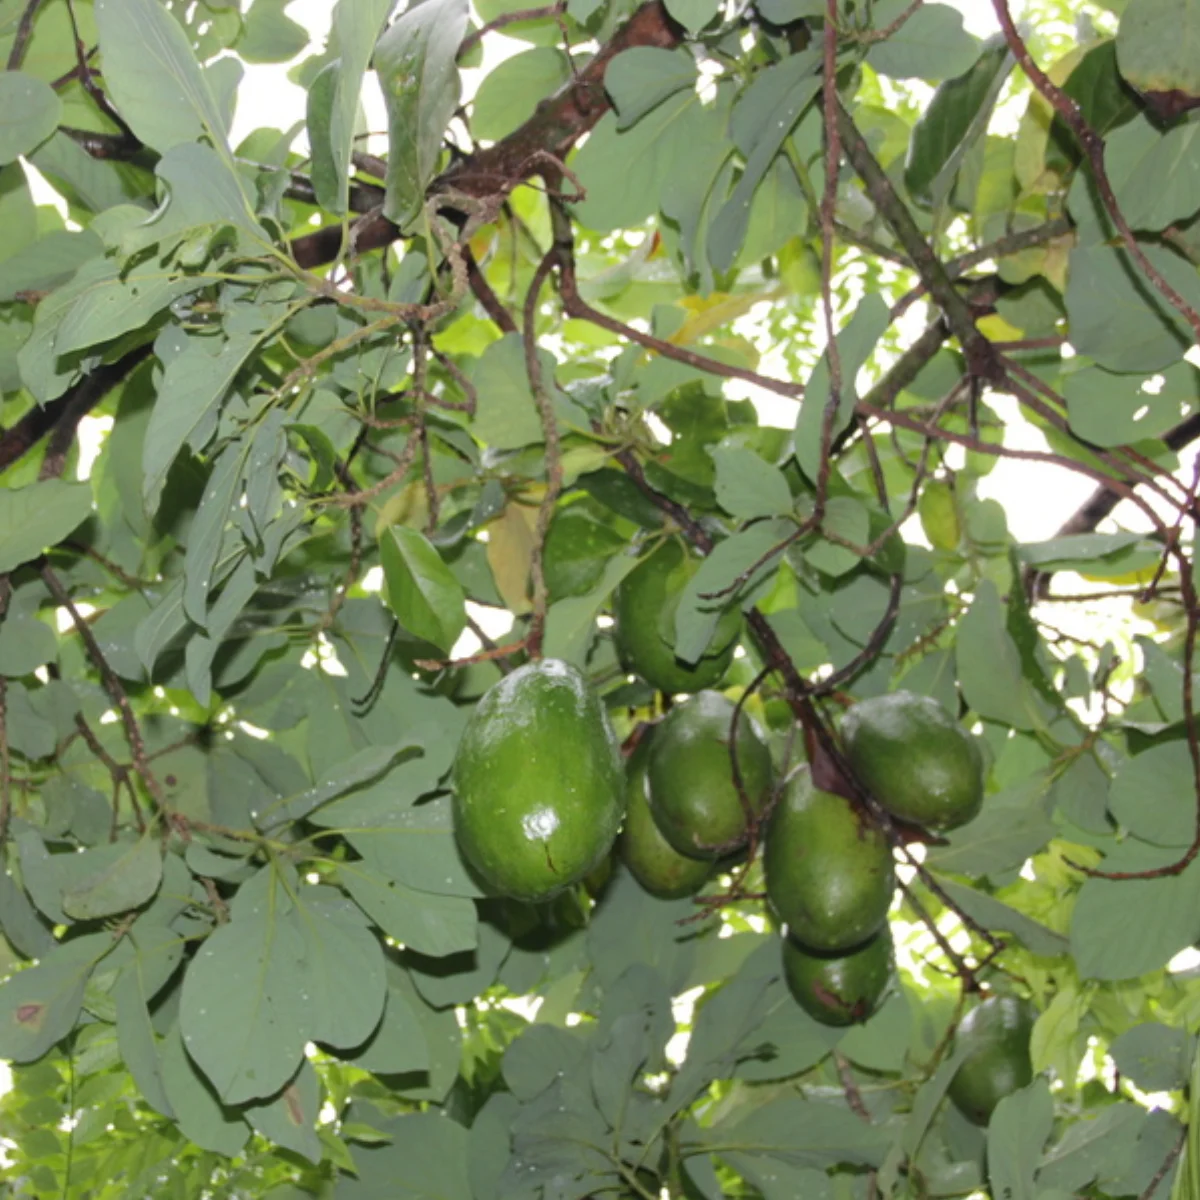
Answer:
1117, 0, 1200, 98
1019, 531, 1142, 567
572, 89, 705, 232
1105, 115, 1200, 232
795, 295, 890, 480
341, 867, 478, 957
664, 0, 719, 33
0, 935, 107, 1063
711, 445, 792, 519
543, 507, 628, 599
310, 0, 396, 212
377, 0, 469, 228
95, 0, 234, 157
243, 1060, 322, 1164
380, 525, 467, 653
905, 37, 1011, 208
1071, 838, 1200, 980
471, 47, 570, 143
159, 1021, 250, 1156
178, 866, 309, 1104
0, 480, 92, 574
987, 1079, 1053, 1200
1110, 1023, 1193, 1092
1065, 360, 1200, 447
605, 47, 698, 129
1109, 741, 1195, 847
0, 615, 56, 675
238, 0, 308, 63
867, 2, 980, 81
183, 443, 243, 626
543, 549, 641, 665
61, 836, 163, 920
935, 878, 1068, 956
113, 952, 175, 1118
469, 332, 548, 449
1066, 242, 1200, 372
338, 1111, 472, 1200
956, 579, 1039, 730
674, 521, 789, 663
0, 73, 60, 163
709, 52, 821, 272
342, 961, 431, 1076
1038, 1102, 1147, 1192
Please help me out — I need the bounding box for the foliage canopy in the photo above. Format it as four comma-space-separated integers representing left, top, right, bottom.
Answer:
2, 0, 1200, 1196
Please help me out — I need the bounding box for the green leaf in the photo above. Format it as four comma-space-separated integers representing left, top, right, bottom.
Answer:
0, 73, 60, 163
95, 0, 234, 157
309, 0, 395, 213
0, 936, 106, 1063
543, 548, 641, 665
664, 0, 719, 33
380, 525, 467, 654
956, 579, 1039, 730
987, 1079, 1053, 1200
1109, 741, 1195, 847
605, 47, 698, 129
471, 47, 570, 143
1066, 242, 1200, 372
926, 782, 1056, 878
794, 294, 889, 480
904, 37, 1011, 208
341, 960, 432, 1076
709, 53, 821, 272
572, 89, 705, 232
159, 1021, 250, 1156
934, 878, 1068, 956
338, 1111, 472, 1200
243, 1060, 322, 1163
341, 867, 478, 958
61, 835, 163, 920
0, 480, 92, 574
711, 446, 792, 519
1117, 0, 1200, 99
1104, 116, 1200, 233
674, 522, 788, 663
113, 953, 175, 1119
1070, 839, 1200, 980
238, 0, 308, 63
469, 332, 549, 449
1019, 530, 1142, 567
1111, 1023, 1193, 1092
178, 866, 309, 1104
866, 3, 980, 81
376, 0, 469, 228
183, 443, 243, 626
0, 614, 56, 675
1064, 360, 1200, 448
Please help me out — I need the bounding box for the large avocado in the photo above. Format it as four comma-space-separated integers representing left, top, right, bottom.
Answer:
947, 994, 1036, 1125
646, 691, 774, 860
619, 730, 712, 899
782, 926, 894, 1027
613, 540, 740, 694
841, 691, 983, 833
764, 767, 894, 953
452, 659, 624, 902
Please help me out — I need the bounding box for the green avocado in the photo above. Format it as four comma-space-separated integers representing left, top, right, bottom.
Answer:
619, 731, 712, 899
782, 926, 894, 1027
452, 659, 624, 902
947, 994, 1036, 1125
647, 691, 773, 860
613, 540, 740, 695
842, 691, 984, 833
764, 767, 894, 953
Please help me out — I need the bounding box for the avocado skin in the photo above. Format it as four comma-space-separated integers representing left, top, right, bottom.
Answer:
947, 995, 1036, 1125
782, 927, 893, 1027
764, 767, 894, 953
619, 731, 712, 899
452, 659, 624, 902
613, 541, 739, 695
647, 691, 773, 860
842, 691, 983, 833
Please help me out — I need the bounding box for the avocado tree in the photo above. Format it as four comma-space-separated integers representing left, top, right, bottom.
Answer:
2, 0, 1200, 1194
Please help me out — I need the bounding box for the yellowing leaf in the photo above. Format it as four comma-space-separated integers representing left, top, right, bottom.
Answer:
486, 502, 539, 614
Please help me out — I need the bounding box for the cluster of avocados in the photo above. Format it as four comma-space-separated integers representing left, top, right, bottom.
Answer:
450, 538, 1032, 1123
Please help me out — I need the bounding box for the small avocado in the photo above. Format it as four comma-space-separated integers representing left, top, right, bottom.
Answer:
947, 994, 1036, 1125
613, 540, 740, 694
782, 926, 894, 1027
452, 659, 624, 902
764, 767, 894, 953
842, 691, 984, 833
619, 731, 712, 899
647, 691, 773, 860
